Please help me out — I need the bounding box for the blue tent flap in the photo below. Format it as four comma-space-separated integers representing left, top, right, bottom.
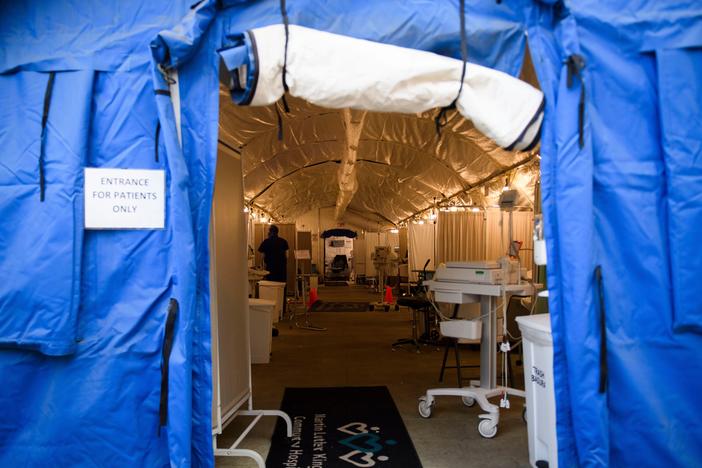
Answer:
656, 48, 702, 333
0, 71, 94, 355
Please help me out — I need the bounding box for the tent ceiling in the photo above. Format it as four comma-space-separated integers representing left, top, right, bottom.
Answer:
219, 86, 539, 227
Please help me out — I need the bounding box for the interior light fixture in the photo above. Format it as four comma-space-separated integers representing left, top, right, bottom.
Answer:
417, 220, 425, 225
390, 228, 399, 234
502, 177, 510, 192
243, 206, 250, 213
471, 207, 480, 213
450, 206, 458, 212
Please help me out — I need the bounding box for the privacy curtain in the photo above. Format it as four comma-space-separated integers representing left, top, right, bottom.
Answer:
436, 210, 534, 272
408, 223, 436, 281
436, 211, 486, 264
484, 210, 534, 271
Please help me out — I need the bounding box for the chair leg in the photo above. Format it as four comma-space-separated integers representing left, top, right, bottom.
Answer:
439, 341, 451, 382
454, 340, 462, 387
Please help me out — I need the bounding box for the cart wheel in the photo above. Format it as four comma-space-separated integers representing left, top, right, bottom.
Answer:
478, 419, 498, 439
418, 398, 433, 418
384, 305, 390, 312
522, 407, 527, 423
461, 396, 476, 407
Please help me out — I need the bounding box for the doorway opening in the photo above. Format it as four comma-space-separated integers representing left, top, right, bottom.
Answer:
209, 39, 542, 467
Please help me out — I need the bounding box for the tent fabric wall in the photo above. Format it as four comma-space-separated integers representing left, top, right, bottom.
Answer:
526, 3, 702, 466
2, 1, 701, 467
0, 65, 187, 466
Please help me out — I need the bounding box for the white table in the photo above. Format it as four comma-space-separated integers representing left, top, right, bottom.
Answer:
419, 279, 534, 438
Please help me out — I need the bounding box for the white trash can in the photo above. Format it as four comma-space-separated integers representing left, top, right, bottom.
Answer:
516, 314, 558, 468
249, 298, 276, 364
258, 280, 286, 323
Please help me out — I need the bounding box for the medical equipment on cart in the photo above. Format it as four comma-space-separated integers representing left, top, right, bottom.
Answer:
418, 192, 537, 438
419, 265, 534, 438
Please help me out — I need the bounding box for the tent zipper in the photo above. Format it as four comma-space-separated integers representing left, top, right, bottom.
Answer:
155, 121, 161, 163
566, 54, 586, 149
39, 72, 56, 201
158, 298, 179, 435
595, 266, 607, 393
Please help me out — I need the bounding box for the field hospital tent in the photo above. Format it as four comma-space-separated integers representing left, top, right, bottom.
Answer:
1, 1, 701, 467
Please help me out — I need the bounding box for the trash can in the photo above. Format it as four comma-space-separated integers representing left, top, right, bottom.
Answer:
258, 280, 286, 323
249, 298, 276, 364
516, 314, 558, 468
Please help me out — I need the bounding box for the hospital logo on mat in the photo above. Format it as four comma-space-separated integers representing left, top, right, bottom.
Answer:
336, 422, 397, 467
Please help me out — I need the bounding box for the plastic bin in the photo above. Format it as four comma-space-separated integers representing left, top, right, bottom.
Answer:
249, 298, 276, 364
516, 314, 558, 468
258, 280, 286, 323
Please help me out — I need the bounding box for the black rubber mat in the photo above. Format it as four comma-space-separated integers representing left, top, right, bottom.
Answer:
266, 386, 422, 468
311, 301, 371, 312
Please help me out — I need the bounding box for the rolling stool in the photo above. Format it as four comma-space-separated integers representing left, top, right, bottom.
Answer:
392, 296, 431, 353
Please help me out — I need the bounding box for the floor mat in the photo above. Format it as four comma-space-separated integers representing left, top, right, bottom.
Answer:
266, 386, 423, 468
311, 301, 370, 312
324, 280, 350, 286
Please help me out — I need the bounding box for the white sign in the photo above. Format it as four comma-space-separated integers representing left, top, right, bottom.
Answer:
295, 249, 311, 259
84, 168, 165, 229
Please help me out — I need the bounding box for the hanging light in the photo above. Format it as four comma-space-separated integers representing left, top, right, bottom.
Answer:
243, 206, 250, 213
390, 228, 399, 234
502, 177, 510, 192
428, 209, 437, 221
450, 205, 458, 212
471, 207, 480, 213
417, 219, 425, 225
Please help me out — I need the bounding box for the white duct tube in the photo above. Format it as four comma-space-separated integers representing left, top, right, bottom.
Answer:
334, 109, 366, 221
220, 24, 544, 151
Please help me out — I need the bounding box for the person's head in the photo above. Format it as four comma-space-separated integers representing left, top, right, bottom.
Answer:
268, 225, 279, 238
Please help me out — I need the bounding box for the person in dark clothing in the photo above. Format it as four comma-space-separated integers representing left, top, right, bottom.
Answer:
258, 225, 289, 282
258, 225, 289, 331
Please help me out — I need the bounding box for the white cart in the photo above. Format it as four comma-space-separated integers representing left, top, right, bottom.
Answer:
418, 279, 534, 438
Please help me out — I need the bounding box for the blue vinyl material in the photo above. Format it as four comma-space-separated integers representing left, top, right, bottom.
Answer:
1, 1, 700, 466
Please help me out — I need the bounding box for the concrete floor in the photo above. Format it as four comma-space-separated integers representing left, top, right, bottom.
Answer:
215, 285, 530, 468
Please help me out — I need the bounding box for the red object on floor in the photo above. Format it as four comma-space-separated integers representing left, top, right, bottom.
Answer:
307, 287, 319, 308
384, 286, 394, 304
